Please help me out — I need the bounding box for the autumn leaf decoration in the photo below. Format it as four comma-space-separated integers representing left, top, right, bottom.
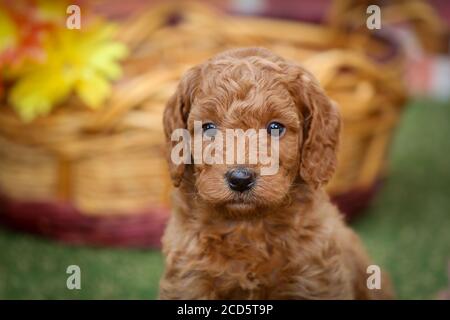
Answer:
0, 1, 128, 122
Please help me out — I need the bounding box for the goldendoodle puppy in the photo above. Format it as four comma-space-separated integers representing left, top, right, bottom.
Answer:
160, 47, 393, 299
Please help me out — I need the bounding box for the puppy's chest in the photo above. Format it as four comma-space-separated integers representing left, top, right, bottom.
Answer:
199, 229, 290, 296
191, 219, 346, 299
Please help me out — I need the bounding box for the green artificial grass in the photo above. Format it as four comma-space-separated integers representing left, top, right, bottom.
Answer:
0, 99, 449, 299
352, 98, 450, 299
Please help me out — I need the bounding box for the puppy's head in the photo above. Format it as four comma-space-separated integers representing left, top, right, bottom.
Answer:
163, 48, 340, 216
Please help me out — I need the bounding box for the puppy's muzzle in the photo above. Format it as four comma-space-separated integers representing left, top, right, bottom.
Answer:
226, 167, 256, 192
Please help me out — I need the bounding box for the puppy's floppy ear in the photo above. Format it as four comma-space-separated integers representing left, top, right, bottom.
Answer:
284, 64, 341, 189
163, 66, 201, 187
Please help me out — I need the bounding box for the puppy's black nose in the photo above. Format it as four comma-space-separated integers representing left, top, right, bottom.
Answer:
226, 167, 255, 192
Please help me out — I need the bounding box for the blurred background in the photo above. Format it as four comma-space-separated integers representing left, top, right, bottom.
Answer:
0, 0, 449, 299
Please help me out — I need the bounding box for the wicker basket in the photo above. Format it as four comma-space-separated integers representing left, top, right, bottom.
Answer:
0, 2, 406, 247
327, 0, 448, 54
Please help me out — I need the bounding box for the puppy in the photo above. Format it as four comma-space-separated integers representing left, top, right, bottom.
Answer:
159, 47, 393, 299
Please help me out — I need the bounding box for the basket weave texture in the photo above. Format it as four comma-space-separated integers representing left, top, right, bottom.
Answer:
0, 3, 406, 245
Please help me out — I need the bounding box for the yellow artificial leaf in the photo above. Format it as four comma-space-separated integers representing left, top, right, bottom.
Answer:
0, 9, 17, 52
89, 42, 128, 79
9, 67, 72, 121
37, 0, 70, 23
76, 71, 111, 108
7, 19, 128, 121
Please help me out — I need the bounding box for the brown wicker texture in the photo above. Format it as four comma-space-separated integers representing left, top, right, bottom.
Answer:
0, 3, 406, 230
327, 0, 448, 53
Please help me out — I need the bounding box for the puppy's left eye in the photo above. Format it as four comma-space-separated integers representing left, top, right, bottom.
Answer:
267, 121, 286, 137
202, 122, 218, 137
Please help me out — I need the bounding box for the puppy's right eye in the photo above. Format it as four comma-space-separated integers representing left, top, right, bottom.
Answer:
202, 122, 217, 137
267, 121, 286, 137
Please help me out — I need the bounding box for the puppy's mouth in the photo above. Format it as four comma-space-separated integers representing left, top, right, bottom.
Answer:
221, 191, 261, 214
224, 199, 256, 211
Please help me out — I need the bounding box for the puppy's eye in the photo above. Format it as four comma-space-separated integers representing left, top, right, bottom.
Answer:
202, 122, 217, 137
267, 121, 285, 137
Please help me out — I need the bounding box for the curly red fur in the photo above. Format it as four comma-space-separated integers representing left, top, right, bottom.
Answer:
160, 47, 394, 299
